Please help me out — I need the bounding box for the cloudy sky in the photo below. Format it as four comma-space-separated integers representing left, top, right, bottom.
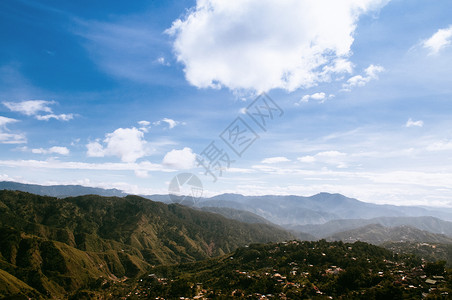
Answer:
1, 0, 452, 206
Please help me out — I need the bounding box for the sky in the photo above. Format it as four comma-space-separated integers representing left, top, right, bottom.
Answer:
0, 0, 452, 206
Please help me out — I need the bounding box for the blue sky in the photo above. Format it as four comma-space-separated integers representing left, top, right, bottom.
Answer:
1, 0, 452, 206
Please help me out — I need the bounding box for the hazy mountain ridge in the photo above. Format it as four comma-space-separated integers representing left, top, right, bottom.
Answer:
199, 193, 452, 225
0, 190, 292, 298
3, 182, 451, 224
292, 216, 452, 239
0, 181, 126, 198
326, 224, 452, 245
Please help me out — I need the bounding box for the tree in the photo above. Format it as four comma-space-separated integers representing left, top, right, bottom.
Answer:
423, 261, 446, 276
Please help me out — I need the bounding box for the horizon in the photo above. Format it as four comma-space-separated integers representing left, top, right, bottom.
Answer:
3, 180, 452, 208
1, 0, 452, 207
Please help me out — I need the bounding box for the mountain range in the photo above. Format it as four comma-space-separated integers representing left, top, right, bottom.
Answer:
3, 182, 452, 224
3, 183, 452, 298
0, 181, 126, 198
0, 190, 291, 298
3, 181, 452, 243
197, 193, 452, 225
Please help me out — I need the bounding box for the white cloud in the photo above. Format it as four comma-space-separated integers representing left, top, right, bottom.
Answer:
261, 156, 290, 164
2, 100, 74, 121
162, 147, 196, 169
138, 120, 150, 126
405, 118, 423, 128
153, 118, 183, 129
137, 120, 151, 132
422, 25, 452, 55
297, 151, 347, 168
86, 127, 148, 163
298, 155, 316, 163
156, 57, 170, 66
321, 58, 354, 76
342, 64, 384, 91
104, 128, 148, 163
316, 150, 347, 158
427, 140, 452, 151
301, 92, 325, 102
0, 116, 18, 127
0, 116, 26, 144
365, 64, 385, 78
36, 113, 74, 121
0, 132, 26, 144
3, 100, 53, 116
297, 92, 334, 104
134, 169, 149, 178
49, 146, 70, 155
32, 146, 70, 155
162, 118, 177, 129
86, 141, 105, 157
0, 159, 171, 173
167, 0, 389, 92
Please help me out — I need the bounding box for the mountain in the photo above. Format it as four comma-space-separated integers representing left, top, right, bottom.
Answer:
197, 206, 274, 224
4, 182, 452, 226
326, 224, 452, 245
291, 216, 452, 239
0, 181, 126, 198
0, 181, 452, 229
198, 193, 452, 225
0, 190, 292, 298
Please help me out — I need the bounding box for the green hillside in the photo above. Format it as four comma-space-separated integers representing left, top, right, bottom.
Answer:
0, 190, 292, 298
122, 240, 452, 299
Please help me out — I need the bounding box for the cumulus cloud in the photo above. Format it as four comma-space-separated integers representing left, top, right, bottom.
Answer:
405, 118, 424, 128
162, 147, 196, 169
2, 100, 74, 121
86, 127, 148, 163
0, 116, 26, 144
86, 141, 104, 157
167, 0, 389, 92
342, 64, 384, 91
261, 156, 290, 164
32, 146, 70, 155
297, 92, 334, 104
422, 25, 452, 55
